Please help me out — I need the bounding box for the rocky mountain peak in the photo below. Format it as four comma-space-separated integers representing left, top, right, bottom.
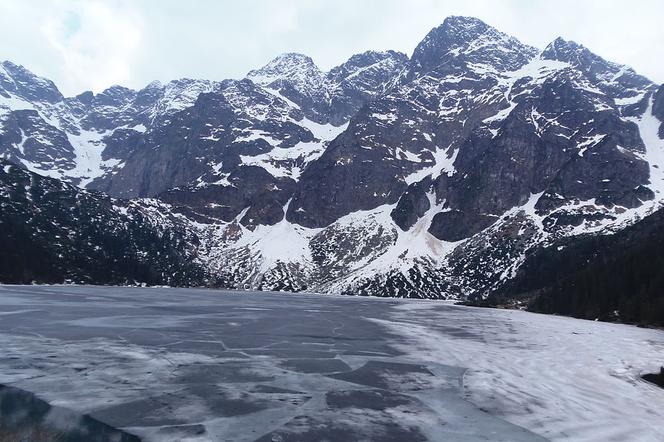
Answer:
0, 60, 64, 104
159, 78, 216, 108
541, 37, 652, 96
95, 85, 137, 106
541, 37, 588, 63
145, 80, 164, 89
440, 15, 492, 36
246, 50, 408, 125
129, 78, 215, 117
540, 37, 614, 73
409, 16, 537, 77
74, 90, 95, 106
247, 52, 324, 89
327, 50, 408, 85
1, 60, 32, 76
337, 50, 407, 68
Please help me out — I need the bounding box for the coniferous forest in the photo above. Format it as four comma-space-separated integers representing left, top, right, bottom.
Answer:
487, 208, 664, 326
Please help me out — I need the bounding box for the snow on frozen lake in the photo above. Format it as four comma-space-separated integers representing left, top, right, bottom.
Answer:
0, 285, 661, 441
374, 301, 664, 442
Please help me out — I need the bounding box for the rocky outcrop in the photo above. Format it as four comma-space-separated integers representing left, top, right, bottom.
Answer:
159, 165, 296, 227
391, 179, 432, 231
407, 16, 537, 79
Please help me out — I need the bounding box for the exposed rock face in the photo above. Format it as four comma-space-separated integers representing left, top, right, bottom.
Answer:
0, 62, 218, 187
1, 16, 663, 299
287, 16, 653, 237
286, 119, 410, 228
391, 179, 432, 231
159, 165, 296, 227
429, 210, 498, 242
288, 16, 538, 228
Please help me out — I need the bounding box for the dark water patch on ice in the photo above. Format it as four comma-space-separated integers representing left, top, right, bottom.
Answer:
0, 384, 141, 442
249, 385, 305, 395
279, 358, 351, 374
148, 424, 206, 439
174, 362, 275, 383
326, 389, 415, 410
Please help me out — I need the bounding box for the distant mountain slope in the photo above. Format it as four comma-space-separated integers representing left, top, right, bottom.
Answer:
486, 205, 664, 326
0, 159, 204, 285
0, 60, 217, 188
0, 50, 407, 199
1, 16, 663, 301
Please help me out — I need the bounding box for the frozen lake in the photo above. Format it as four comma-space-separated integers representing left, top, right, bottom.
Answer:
0, 285, 662, 441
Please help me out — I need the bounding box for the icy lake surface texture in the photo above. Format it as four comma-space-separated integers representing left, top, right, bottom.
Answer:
0, 286, 662, 441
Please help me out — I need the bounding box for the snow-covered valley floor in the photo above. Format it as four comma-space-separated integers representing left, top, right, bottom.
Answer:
0, 286, 662, 441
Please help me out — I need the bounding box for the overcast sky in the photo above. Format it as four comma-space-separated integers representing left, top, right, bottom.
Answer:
1, 0, 662, 96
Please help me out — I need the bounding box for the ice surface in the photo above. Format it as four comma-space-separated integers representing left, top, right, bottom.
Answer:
373, 302, 664, 442
0, 285, 602, 442
1, 286, 658, 441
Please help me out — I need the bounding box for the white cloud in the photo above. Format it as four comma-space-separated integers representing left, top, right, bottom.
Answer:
0, 0, 661, 96
40, 0, 142, 93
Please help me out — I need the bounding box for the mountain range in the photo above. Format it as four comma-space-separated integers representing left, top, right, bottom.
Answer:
1, 16, 663, 313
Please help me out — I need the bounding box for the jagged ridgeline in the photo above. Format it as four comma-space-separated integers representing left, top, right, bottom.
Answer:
0, 17, 663, 309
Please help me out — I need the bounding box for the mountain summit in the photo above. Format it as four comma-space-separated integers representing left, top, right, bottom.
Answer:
409, 16, 538, 77
248, 52, 323, 87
